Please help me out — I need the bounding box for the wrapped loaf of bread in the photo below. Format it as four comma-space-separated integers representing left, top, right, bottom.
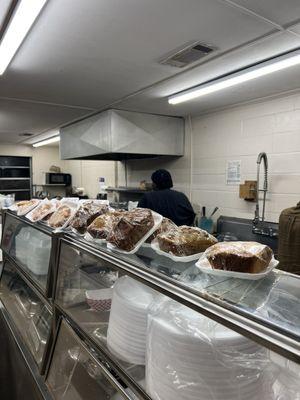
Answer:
48, 205, 72, 228
205, 241, 273, 273
146, 217, 177, 243
30, 202, 53, 222
157, 226, 217, 256
107, 208, 154, 251
71, 202, 109, 234
87, 210, 124, 239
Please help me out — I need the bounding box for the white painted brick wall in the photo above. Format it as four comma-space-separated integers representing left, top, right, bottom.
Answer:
191, 91, 300, 223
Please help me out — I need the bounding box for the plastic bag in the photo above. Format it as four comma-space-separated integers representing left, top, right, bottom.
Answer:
85, 210, 124, 242
26, 198, 57, 222
9, 199, 40, 216
48, 199, 79, 231
199, 241, 274, 275
107, 208, 162, 254
146, 298, 274, 400
146, 217, 177, 244
154, 225, 217, 258
70, 200, 110, 235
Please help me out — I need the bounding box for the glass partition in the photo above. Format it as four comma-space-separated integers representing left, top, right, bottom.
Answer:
78, 238, 300, 342
55, 239, 300, 400
1, 213, 52, 293
0, 260, 52, 368
47, 319, 131, 400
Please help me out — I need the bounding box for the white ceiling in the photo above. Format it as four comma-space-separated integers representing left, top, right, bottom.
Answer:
0, 0, 299, 143
0, 0, 12, 28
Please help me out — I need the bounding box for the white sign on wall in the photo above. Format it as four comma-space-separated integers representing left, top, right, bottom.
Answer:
226, 160, 241, 185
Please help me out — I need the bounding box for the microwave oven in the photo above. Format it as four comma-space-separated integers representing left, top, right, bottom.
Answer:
45, 173, 72, 186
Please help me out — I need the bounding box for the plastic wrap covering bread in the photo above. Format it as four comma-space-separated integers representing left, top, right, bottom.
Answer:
146, 299, 273, 400
9, 199, 40, 216
107, 208, 155, 252
70, 201, 109, 234
85, 210, 125, 241
107, 276, 157, 365
157, 226, 217, 256
205, 242, 273, 273
26, 199, 57, 222
146, 217, 177, 244
48, 199, 79, 230
180, 264, 278, 310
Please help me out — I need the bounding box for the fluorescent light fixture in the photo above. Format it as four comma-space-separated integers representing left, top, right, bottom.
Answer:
168, 51, 300, 105
0, 0, 47, 75
33, 135, 60, 147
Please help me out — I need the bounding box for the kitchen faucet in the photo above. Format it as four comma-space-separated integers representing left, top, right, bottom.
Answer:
252, 152, 277, 237
254, 152, 268, 225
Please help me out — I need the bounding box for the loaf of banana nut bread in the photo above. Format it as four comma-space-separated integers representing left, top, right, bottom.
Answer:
205, 241, 273, 273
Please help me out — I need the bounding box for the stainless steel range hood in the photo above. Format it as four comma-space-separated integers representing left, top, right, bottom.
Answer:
60, 109, 184, 160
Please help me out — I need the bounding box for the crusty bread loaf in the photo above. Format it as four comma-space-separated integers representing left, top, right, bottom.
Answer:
48, 205, 71, 228
146, 217, 177, 243
157, 226, 217, 256
205, 241, 273, 273
107, 208, 154, 251
87, 211, 124, 239
71, 202, 109, 234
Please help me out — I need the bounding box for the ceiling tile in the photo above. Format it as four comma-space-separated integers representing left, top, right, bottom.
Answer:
116, 31, 300, 116
0, 0, 276, 109
0, 0, 12, 30
227, 0, 300, 26
0, 98, 94, 142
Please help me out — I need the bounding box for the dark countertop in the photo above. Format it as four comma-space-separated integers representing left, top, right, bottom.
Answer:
106, 187, 151, 194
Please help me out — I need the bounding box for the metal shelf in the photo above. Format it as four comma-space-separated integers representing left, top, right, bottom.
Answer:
35, 184, 66, 187
0, 166, 30, 169
0, 189, 31, 192
106, 186, 150, 194
0, 178, 30, 181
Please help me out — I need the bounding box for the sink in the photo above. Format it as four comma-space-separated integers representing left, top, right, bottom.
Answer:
216, 215, 278, 255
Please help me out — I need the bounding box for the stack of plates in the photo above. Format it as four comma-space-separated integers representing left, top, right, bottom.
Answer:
146, 301, 273, 400
270, 351, 300, 400
107, 276, 157, 365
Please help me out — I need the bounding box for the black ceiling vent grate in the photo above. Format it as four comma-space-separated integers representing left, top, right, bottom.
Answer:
160, 42, 216, 68
19, 133, 34, 137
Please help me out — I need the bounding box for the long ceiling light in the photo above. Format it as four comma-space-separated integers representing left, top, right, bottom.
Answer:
32, 135, 60, 148
0, 0, 47, 75
168, 50, 300, 105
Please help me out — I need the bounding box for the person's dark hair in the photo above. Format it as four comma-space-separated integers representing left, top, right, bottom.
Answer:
151, 169, 173, 190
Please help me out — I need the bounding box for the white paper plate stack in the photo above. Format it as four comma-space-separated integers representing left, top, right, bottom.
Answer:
146, 301, 273, 400
107, 276, 157, 365
270, 350, 300, 400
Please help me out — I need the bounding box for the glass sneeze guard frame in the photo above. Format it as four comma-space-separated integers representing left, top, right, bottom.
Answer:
0, 257, 54, 375
0, 301, 52, 400
57, 235, 300, 365
46, 316, 136, 400
1, 210, 60, 299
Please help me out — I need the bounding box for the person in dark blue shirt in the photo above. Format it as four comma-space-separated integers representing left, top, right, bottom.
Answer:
138, 169, 195, 226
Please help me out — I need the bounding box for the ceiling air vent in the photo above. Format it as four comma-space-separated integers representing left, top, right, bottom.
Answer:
19, 133, 34, 137
160, 42, 216, 68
